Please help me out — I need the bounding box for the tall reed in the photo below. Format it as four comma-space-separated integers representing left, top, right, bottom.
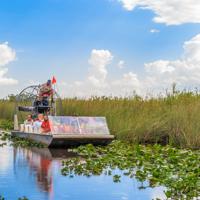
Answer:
1, 91, 200, 148
59, 92, 200, 148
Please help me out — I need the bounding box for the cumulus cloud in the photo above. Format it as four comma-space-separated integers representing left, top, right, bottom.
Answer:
59, 49, 115, 97
118, 60, 125, 69
0, 42, 16, 66
117, 0, 200, 25
59, 49, 141, 97
60, 33, 200, 97
0, 68, 18, 85
88, 49, 113, 87
143, 34, 200, 90
111, 72, 141, 96
0, 42, 18, 85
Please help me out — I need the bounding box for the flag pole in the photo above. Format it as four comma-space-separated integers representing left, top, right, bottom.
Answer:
52, 76, 57, 116
54, 80, 56, 116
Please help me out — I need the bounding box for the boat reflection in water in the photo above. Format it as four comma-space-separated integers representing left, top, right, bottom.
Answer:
0, 143, 165, 200
24, 148, 52, 193
13, 147, 76, 197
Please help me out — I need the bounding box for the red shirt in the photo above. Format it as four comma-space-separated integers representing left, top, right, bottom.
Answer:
41, 120, 51, 133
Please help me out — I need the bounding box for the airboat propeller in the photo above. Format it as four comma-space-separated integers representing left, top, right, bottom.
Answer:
16, 82, 62, 118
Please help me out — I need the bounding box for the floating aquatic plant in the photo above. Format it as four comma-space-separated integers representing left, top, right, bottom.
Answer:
0, 196, 28, 200
0, 142, 7, 147
0, 119, 13, 130
0, 133, 46, 148
18, 197, 29, 200
10, 136, 45, 148
0, 132, 10, 141
62, 141, 200, 199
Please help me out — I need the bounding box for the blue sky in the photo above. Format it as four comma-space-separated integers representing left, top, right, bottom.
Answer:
0, 0, 200, 97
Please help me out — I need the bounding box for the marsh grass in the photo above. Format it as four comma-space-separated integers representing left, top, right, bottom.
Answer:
1, 91, 200, 148
0, 100, 15, 120
59, 91, 200, 148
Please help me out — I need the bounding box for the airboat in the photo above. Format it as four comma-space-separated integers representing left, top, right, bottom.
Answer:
11, 80, 114, 148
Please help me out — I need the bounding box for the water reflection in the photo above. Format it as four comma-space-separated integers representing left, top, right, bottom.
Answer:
23, 148, 52, 193
13, 147, 76, 194
0, 142, 165, 200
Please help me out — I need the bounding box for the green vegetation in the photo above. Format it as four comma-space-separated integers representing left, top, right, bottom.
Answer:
0, 133, 46, 148
62, 141, 200, 200
0, 99, 15, 120
0, 119, 13, 130
0, 142, 7, 147
60, 90, 200, 149
1, 89, 200, 148
1, 90, 200, 199
0, 196, 28, 200
10, 136, 46, 148
0, 196, 4, 200
0, 98, 15, 130
18, 197, 29, 200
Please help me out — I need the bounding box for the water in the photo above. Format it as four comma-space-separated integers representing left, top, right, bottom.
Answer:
0, 142, 166, 200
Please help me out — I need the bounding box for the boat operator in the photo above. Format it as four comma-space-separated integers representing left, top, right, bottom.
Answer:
33, 80, 54, 114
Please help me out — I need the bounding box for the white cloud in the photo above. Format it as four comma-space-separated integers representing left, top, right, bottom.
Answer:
59, 33, 200, 97
0, 68, 18, 85
112, 72, 140, 88
118, 60, 125, 69
59, 49, 114, 97
143, 34, 200, 90
150, 29, 160, 33
0, 42, 18, 86
111, 72, 141, 96
59, 49, 141, 97
117, 0, 200, 25
88, 49, 113, 87
0, 42, 16, 66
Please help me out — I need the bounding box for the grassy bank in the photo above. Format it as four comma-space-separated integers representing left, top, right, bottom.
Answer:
0, 100, 15, 120
1, 91, 200, 148
60, 92, 200, 149
0, 100, 15, 130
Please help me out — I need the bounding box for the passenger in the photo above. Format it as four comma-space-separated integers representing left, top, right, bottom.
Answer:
41, 115, 51, 133
33, 114, 44, 131
24, 114, 33, 125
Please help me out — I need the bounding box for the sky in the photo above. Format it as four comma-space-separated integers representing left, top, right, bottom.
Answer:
0, 0, 200, 98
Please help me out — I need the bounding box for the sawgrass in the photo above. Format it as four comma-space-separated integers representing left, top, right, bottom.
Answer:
1, 91, 200, 148
60, 91, 200, 149
0, 100, 15, 120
